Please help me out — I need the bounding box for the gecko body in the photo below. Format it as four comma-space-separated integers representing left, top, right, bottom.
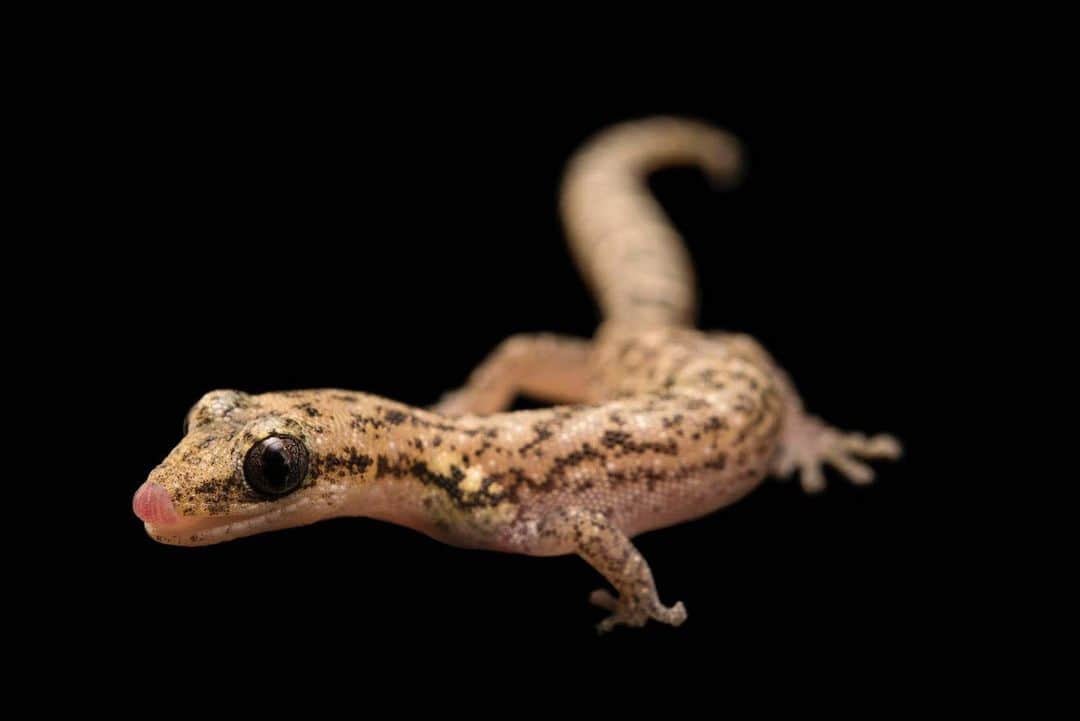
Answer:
135, 118, 900, 632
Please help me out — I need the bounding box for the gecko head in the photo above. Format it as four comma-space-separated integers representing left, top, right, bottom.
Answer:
134, 389, 363, 546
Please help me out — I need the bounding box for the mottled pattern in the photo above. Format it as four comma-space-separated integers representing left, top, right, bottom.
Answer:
140, 117, 901, 632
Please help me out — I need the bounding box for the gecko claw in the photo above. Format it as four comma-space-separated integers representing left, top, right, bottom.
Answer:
776, 416, 901, 493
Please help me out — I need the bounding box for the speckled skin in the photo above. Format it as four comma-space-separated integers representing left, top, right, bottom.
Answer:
140, 117, 901, 632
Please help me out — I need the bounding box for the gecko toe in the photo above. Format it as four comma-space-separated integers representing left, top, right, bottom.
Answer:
869, 434, 903, 458
825, 450, 874, 484
799, 462, 827, 494
661, 601, 687, 626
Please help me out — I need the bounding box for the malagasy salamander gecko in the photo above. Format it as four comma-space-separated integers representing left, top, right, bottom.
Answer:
134, 117, 901, 632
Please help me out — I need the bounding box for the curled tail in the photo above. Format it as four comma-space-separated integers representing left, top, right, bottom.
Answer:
560, 117, 742, 327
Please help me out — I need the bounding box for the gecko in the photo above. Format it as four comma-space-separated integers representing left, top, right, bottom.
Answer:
134, 116, 901, 632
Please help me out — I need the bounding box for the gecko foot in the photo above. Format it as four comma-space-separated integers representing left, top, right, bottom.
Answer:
775, 415, 902, 494
589, 589, 687, 634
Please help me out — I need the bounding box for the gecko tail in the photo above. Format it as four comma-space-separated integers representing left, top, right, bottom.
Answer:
559, 117, 743, 328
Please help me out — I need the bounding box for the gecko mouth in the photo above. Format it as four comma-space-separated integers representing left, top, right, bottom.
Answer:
142, 493, 330, 547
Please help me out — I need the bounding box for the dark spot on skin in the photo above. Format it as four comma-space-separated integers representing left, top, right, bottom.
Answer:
195, 480, 223, 495
600, 430, 677, 456
310, 447, 372, 479
698, 368, 721, 386
187, 473, 266, 514
539, 443, 606, 491
704, 416, 727, 432
642, 467, 664, 492
519, 424, 553, 456
351, 414, 387, 432
294, 403, 321, 418
376, 455, 395, 477
384, 410, 408, 425
704, 453, 728, 470
661, 414, 684, 429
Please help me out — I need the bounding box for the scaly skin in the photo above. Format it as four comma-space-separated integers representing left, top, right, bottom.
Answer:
137, 117, 901, 632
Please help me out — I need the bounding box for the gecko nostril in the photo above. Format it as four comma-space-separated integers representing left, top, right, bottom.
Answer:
133, 481, 179, 525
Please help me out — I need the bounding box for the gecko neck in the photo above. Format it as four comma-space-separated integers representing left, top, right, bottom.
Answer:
323, 398, 510, 546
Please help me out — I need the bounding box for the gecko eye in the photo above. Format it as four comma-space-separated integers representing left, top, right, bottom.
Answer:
243, 435, 309, 497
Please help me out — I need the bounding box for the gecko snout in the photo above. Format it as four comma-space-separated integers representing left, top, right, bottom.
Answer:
133, 480, 179, 526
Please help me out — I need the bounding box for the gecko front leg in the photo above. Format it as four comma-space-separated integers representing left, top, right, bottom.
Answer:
532, 508, 686, 634
434, 333, 594, 416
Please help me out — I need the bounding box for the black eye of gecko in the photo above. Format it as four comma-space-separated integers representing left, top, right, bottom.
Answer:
243, 435, 309, 497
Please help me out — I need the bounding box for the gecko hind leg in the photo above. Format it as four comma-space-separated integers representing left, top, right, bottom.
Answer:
537, 508, 686, 634
433, 333, 594, 416
774, 414, 902, 494
713, 332, 902, 493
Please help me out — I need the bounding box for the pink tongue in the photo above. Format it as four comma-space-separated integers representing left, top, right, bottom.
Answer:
133, 481, 179, 525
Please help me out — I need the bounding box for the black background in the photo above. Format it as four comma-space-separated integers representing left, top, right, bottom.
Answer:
68, 58, 954, 678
